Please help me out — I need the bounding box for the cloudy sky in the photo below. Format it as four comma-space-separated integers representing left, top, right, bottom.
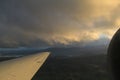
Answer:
0, 0, 120, 47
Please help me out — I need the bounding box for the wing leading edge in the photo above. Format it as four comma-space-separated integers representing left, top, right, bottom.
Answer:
0, 52, 50, 80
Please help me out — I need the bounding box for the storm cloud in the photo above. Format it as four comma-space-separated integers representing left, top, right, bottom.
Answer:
0, 0, 120, 47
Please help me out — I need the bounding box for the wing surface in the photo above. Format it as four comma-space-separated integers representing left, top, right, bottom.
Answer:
0, 52, 50, 80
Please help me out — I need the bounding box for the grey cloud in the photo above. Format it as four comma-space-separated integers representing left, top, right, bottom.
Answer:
0, 0, 90, 47
0, 0, 119, 47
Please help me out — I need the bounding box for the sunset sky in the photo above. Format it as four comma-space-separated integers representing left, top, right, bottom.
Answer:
0, 0, 120, 47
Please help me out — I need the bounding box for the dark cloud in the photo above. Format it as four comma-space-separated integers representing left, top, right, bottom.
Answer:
0, 0, 119, 47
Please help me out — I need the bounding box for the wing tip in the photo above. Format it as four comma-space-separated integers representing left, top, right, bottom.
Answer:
37, 52, 50, 59
40, 52, 50, 56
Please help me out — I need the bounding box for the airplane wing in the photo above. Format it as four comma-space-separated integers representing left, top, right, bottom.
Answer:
0, 52, 50, 80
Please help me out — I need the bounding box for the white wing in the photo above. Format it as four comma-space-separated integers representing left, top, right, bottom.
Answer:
0, 52, 50, 80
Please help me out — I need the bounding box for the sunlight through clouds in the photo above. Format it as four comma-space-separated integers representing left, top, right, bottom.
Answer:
0, 0, 120, 47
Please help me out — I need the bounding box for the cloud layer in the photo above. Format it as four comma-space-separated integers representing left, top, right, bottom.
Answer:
0, 0, 120, 47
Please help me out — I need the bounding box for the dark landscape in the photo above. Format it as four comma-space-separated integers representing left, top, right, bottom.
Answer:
32, 54, 109, 80
0, 46, 109, 80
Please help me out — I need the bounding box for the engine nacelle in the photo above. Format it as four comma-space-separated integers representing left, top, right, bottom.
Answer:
108, 29, 120, 80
